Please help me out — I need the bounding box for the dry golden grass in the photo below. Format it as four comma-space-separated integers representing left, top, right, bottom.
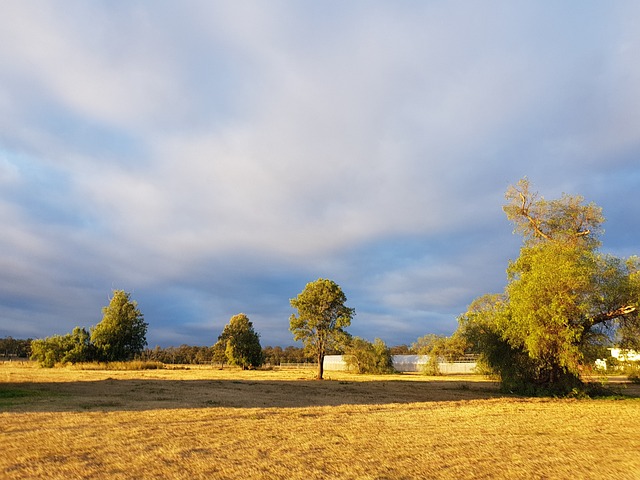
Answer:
1, 363, 639, 479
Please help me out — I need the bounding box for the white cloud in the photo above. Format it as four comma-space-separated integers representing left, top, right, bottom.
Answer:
0, 2, 639, 346
0, 3, 183, 130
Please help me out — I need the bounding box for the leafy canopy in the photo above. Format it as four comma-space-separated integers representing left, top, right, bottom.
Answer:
91, 290, 148, 362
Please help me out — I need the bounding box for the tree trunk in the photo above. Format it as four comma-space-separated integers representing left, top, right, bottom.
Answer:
317, 352, 324, 380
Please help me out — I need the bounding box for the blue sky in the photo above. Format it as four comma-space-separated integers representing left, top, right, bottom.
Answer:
1, 2, 639, 348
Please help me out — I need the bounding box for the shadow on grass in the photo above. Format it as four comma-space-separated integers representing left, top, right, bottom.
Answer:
0, 377, 509, 412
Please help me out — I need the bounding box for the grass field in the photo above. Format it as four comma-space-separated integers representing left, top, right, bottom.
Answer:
1, 363, 639, 479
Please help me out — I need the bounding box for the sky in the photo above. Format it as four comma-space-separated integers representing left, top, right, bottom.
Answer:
1, 2, 639, 349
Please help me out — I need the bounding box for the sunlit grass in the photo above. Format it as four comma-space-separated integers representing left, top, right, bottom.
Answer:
72, 360, 165, 370
1, 363, 639, 479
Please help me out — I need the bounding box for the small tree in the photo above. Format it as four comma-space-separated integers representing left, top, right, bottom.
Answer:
212, 340, 227, 368
290, 278, 355, 379
213, 313, 263, 369
344, 337, 394, 374
412, 334, 468, 375
91, 290, 148, 362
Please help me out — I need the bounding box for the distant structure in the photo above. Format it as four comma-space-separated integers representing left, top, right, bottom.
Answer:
608, 348, 640, 362
323, 354, 477, 374
391, 355, 426, 372
595, 348, 640, 370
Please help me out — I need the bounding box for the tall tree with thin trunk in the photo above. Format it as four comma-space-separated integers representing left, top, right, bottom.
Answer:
290, 278, 354, 379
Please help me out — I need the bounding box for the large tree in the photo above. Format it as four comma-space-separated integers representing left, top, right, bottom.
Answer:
290, 278, 355, 379
91, 290, 148, 361
213, 313, 263, 369
458, 179, 639, 394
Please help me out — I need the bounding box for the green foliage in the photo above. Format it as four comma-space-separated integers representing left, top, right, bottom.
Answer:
578, 326, 614, 370
505, 242, 592, 378
63, 327, 95, 364
290, 278, 355, 379
213, 313, 263, 369
30, 327, 94, 367
212, 339, 228, 367
456, 179, 640, 395
30, 336, 64, 368
344, 337, 394, 374
91, 290, 148, 362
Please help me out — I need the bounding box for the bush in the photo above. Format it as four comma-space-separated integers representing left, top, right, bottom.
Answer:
30, 328, 94, 367
621, 363, 640, 384
344, 337, 394, 374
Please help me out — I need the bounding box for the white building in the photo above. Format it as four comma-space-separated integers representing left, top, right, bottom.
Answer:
609, 348, 640, 362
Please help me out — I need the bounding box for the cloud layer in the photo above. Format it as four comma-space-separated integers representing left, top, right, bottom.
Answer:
1, 2, 639, 347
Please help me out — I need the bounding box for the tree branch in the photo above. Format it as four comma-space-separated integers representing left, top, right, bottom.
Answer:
591, 305, 637, 326
518, 191, 551, 241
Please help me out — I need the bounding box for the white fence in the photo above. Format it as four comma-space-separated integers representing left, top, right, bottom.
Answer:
323, 354, 477, 374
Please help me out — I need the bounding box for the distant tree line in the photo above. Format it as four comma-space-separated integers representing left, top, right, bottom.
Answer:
142, 345, 215, 364
262, 345, 315, 365
138, 344, 315, 366
0, 337, 32, 358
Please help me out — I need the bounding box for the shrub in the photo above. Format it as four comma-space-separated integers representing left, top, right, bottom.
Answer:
344, 337, 394, 374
